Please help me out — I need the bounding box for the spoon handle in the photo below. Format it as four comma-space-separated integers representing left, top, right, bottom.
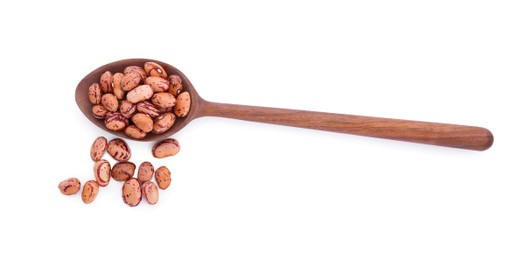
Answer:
200, 101, 493, 151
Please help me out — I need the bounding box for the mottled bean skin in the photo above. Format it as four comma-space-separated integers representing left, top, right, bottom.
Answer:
152, 112, 176, 134
122, 178, 142, 207
136, 101, 160, 118
107, 138, 131, 162
144, 61, 167, 78
145, 76, 170, 92
137, 161, 154, 183
152, 92, 177, 108
100, 71, 113, 93
82, 180, 99, 204
124, 65, 147, 80
92, 104, 109, 119
131, 113, 154, 133
112, 72, 126, 99
127, 85, 154, 103
111, 162, 136, 181
168, 75, 182, 96
125, 125, 147, 139
121, 72, 142, 91
90, 136, 108, 161
94, 160, 111, 187
155, 166, 171, 190
174, 91, 191, 117
104, 112, 128, 131
142, 181, 159, 205
119, 100, 137, 119
152, 139, 180, 158
58, 178, 81, 195
101, 93, 119, 112
88, 83, 102, 105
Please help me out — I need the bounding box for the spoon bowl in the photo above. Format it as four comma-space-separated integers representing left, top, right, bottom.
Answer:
76, 58, 202, 141
76, 58, 494, 150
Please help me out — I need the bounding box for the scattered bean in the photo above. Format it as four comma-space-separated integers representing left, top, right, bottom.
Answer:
58, 178, 81, 195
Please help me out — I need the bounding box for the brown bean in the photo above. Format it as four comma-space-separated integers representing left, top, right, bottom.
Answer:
88, 83, 102, 105
100, 71, 113, 93
136, 101, 160, 118
152, 139, 180, 158
92, 104, 109, 119
104, 112, 128, 131
111, 162, 136, 181
121, 72, 142, 91
174, 91, 191, 117
122, 178, 142, 207
151, 92, 177, 108
137, 161, 154, 183
142, 181, 159, 205
131, 113, 154, 133
124, 65, 147, 80
144, 61, 167, 78
101, 93, 119, 112
145, 76, 170, 92
119, 100, 137, 119
168, 75, 182, 96
94, 160, 111, 187
155, 166, 171, 190
90, 136, 107, 161
112, 72, 126, 99
152, 112, 176, 134
125, 125, 147, 139
127, 84, 154, 103
81, 180, 99, 204
58, 177, 81, 195
107, 138, 131, 162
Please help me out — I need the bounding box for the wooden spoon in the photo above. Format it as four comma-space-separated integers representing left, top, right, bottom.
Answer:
75, 58, 493, 151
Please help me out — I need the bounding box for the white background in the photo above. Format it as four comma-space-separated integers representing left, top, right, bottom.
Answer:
0, 0, 530, 259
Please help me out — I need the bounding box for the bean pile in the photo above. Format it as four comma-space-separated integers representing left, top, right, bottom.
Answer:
88, 61, 191, 139
58, 136, 180, 206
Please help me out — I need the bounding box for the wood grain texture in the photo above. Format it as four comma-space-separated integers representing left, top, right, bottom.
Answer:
76, 58, 493, 150
199, 101, 494, 151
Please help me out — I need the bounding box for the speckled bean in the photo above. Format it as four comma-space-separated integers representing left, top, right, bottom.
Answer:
119, 100, 136, 119
121, 72, 142, 91
127, 85, 154, 103
152, 112, 176, 134
107, 138, 131, 162
100, 71, 113, 93
104, 112, 128, 131
144, 61, 167, 78
122, 178, 142, 207
152, 139, 180, 158
101, 93, 119, 112
174, 91, 191, 117
82, 180, 99, 204
88, 83, 102, 105
145, 76, 170, 92
112, 72, 126, 99
155, 166, 171, 190
124, 65, 147, 80
136, 101, 160, 118
92, 104, 108, 119
111, 162, 136, 181
137, 161, 154, 183
152, 92, 177, 108
90, 136, 107, 161
168, 74, 182, 96
125, 125, 147, 139
142, 181, 159, 205
131, 113, 154, 133
94, 160, 111, 187
58, 177, 81, 195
